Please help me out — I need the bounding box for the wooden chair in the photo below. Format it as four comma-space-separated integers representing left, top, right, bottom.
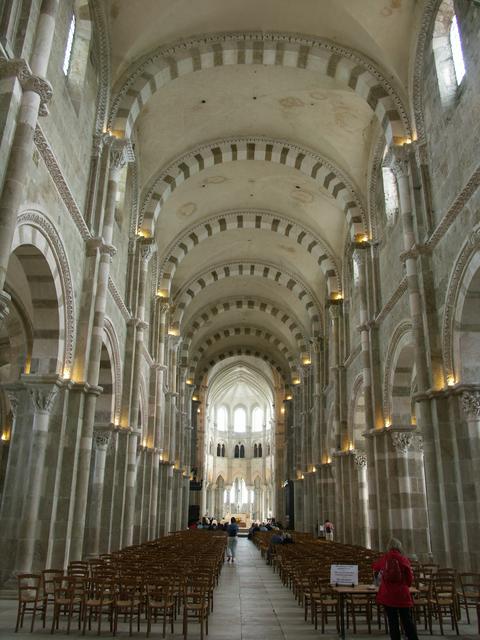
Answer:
113, 578, 142, 636
182, 575, 210, 640
458, 572, 480, 624
82, 578, 115, 635
41, 570, 64, 628
309, 576, 339, 633
346, 592, 372, 634
15, 573, 43, 633
429, 575, 459, 635
146, 580, 175, 638
51, 575, 83, 635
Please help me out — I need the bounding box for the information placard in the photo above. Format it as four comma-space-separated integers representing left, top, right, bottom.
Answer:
330, 564, 359, 586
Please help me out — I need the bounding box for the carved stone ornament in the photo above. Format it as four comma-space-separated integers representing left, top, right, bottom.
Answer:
28, 383, 60, 414
461, 391, 480, 420
390, 147, 410, 182
390, 431, 414, 454
94, 431, 111, 450
412, 435, 424, 453
0, 58, 53, 111
353, 452, 367, 468
5, 388, 20, 418
110, 138, 135, 174
0, 290, 11, 324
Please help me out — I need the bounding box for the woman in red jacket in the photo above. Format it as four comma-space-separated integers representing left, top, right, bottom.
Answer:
372, 538, 418, 640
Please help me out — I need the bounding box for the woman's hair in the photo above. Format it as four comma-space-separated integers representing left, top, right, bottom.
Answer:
387, 537, 403, 552
231, 517, 236, 523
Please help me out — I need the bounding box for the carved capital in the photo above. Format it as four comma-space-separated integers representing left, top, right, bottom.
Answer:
0, 58, 52, 112
94, 430, 111, 450
353, 451, 367, 468
109, 138, 135, 175
140, 238, 156, 262
0, 290, 11, 325
159, 302, 170, 316
27, 382, 60, 414
100, 243, 117, 258
390, 431, 414, 454
412, 435, 424, 453
462, 391, 480, 420
390, 147, 410, 181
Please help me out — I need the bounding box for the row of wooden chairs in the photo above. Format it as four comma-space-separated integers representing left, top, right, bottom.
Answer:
15, 530, 226, 639
253, 532, 480, 636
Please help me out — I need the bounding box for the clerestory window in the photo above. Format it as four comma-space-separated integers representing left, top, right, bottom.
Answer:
62, 14, 76, 76
433, 1, 466, 106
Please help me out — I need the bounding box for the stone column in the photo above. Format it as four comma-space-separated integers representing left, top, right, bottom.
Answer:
460, 390, 480, 570
87, 429, 111, 557
354, 452, 370, 548
16, 375, 60, 572
353, 247, 375, 432
391, 147, 447, 562
329, 304, 342, 450
0, 0, 58, 314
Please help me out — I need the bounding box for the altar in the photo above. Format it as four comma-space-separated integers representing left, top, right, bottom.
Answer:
224, 512, 251, 528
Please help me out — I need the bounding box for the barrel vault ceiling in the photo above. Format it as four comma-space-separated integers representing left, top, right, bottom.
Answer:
107, 0, 418, 388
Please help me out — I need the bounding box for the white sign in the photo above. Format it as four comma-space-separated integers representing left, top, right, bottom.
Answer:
330, 564, 359, 586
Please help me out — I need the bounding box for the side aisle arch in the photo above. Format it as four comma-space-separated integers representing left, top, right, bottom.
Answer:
442, 225, 480, 383
158, 209, 340, 297
11, 210, 76, 376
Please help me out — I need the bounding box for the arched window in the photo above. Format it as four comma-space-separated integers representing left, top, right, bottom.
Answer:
234, 444, 240, 458
62, 13, 76, 76
253, 444, 258, 458
382, 166, 399, 225
450, 14, 465, 85
433, 1, 466, 106
209, 441, 212, 455
240, 444, 245, 458
258, 444, 263, 458
221, 444, 225, 457
216, 443, 221, 457
267, 444, 271, 456
252, 407, 263, 432
233, 407, 246, 432
217, 406, 227, 431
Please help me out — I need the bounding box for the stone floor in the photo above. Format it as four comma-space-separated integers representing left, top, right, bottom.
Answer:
1, 539, 478, 639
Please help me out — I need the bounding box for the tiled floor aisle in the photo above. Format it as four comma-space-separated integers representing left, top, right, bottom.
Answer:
0, 539, 478, 639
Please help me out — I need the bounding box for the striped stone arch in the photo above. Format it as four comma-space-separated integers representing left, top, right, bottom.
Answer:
180, 296, 309, 361
191, 345, 291, 385
102, 318, 122, 425
158, 209, 340, 297
171, 261, 322, 336
1, 288, 33, 381
187, 326, 296, 371
109, 32, 410, 145
11, 211, 76, 376
382, 320, 414, 426
141, 136, 365, 238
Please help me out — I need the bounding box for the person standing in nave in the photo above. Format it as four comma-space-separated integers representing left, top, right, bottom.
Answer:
373, 538, 419, 640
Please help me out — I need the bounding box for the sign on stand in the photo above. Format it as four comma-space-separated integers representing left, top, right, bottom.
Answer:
330, 564, 359, 586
